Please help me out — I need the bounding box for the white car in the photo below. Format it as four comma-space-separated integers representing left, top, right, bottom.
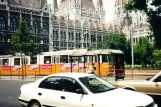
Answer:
19, 73, 157, 107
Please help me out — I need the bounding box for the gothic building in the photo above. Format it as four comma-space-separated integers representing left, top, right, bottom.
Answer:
0, 0, 52, 55
50, 0, 110, 51
0, 0, 110, 54
114, 0, 153, 44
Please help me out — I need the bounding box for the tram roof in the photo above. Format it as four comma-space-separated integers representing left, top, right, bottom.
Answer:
41, 49, 87, 55
69, 49, 124, 56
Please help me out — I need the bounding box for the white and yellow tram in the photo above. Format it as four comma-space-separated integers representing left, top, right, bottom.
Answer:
0, 49, 124, 77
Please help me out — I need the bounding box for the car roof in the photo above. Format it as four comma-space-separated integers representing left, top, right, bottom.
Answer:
48, 73, 93, 79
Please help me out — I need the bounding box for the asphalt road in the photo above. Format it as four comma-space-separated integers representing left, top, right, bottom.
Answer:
0, 79, 160, 107
0, 80, 30, 107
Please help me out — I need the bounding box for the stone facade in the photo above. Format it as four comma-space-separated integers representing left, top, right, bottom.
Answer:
113, 0, 153, 44
0, 0, 110, 54
51, 0, 110, 51
0, 0, 52, 55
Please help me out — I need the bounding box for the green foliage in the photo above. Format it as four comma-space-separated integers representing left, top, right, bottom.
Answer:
103, 33, 127, 50
12, 20, 40, 57
103, 33, 131, 65
134, 37, 153, 67
125, 0, 161, 49
151, 50, 161, 67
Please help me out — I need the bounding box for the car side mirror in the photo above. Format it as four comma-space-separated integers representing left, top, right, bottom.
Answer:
76, 89, 86, 94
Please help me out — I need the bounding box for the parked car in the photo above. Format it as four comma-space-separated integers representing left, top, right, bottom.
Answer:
19, 73, 157, 107
116, 71, 161, 96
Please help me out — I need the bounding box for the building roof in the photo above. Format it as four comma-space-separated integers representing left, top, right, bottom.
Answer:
115, 0, 128, 6
59, 0, 95, 11
7, 0, 47, 9
82, 0, 95, 10
96, 0, 103, 8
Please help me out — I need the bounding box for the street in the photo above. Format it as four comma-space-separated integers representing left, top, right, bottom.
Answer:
0, 78, 160, 107
0, 80, 30, 107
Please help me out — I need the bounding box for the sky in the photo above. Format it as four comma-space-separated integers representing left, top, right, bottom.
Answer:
47, 0, 116, 23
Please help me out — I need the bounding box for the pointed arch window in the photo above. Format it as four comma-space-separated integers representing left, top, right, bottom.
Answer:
56, 31, 58, 39
33, 21, 39, 34
68, 32, 70, 40
78, 33, 81, 41
0, 16, 5, 30
43, 22, 48, 35
64, 31, 66, 40
10, 17, 18, 31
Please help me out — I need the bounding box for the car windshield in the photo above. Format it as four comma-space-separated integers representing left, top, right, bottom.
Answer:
79, 75, 116, 93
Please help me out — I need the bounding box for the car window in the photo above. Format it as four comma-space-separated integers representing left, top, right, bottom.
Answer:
39, 77, 62, 91
79, 76, 116, 93
154, 75, 161, 82
62, 78, 83, 93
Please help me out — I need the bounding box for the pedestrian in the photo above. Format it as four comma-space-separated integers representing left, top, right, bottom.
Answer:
87, 62, 96, 74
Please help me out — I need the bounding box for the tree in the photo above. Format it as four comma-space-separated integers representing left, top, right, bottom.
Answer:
12, 20, 40, 79
152, 50, 161, 67
103, 33, 131, 64
125, 0, 161, 49
134, 37, 153, 67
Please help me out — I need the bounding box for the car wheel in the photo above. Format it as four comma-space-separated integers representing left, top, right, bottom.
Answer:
28, 100, 41, 107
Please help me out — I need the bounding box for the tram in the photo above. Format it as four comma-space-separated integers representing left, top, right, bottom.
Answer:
0, 49, 125, 78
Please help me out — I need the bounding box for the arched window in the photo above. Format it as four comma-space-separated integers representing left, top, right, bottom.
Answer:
71, 32, 74, 40
43, 22, 48, 35
0, 16, 5, 30
76, 33, 78, 41
61, 31, 63, 40
64, 31, 66, 40
56, 31, 58, 39
10, 17, 18, 31
79, 33, 81, 41
33, 21, 39, 34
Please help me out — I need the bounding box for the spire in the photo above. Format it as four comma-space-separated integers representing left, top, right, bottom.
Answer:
41, 0, 47, 8
52, 0, 58, 12
97, 0, 103, 9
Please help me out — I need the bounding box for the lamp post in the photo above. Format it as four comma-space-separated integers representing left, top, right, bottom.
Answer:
130, 23, 134, 68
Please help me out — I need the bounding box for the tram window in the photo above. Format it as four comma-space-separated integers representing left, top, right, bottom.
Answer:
60, 55, 68, 63
89, 56, 93, 62
102, 55, 108, 63
72, 57, 78, 63
3, 59, 9, 65
44, 56, 51, 64
108, 54, 115, 63
30, 57, 37, 64
95, 56, 97, 63
55, 56, 60, 63
25, 58, 28, 64
14, 58, 20, 65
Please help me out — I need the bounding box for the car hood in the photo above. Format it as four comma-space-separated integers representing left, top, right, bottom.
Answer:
116, 80, 150, 85
92, 88, 153, 107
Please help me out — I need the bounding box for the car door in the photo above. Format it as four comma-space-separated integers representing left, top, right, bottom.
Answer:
150, 75, 161, 94
37, 76, 63, 107
60, 77, 90, 107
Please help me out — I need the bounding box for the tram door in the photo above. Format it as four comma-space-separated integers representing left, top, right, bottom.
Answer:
114, 54, 125, 81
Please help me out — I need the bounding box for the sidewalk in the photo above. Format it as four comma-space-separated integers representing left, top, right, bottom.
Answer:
0, 75, 44, 81
0, 70, 160, 82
